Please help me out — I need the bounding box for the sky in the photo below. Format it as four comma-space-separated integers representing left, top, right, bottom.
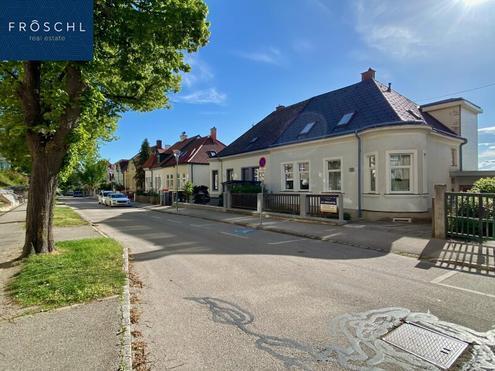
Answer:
100, 0, 495, 169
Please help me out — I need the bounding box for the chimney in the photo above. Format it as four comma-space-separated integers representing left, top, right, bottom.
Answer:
180, 131, 187, 141
276, 105, 285, 111
387, 83, 392, 92
361, 68, 376, 81
210, 126, 217, 141
156, 139, 162, 149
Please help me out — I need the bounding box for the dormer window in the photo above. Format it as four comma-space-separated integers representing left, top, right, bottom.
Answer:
337, 112, 355, 126
298, 122, 315, 136
207, 151, 217, 158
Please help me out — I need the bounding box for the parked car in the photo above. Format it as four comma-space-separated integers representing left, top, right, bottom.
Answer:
73, 190, 83, 197
105, 192, 131, 207
193, 185, 210, 204
98, 190, 113, 204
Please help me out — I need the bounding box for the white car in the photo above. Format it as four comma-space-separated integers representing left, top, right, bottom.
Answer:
105, 193, 131, 207
98, 190, 112, 204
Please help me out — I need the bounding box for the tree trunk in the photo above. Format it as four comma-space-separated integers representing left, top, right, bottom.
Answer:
23, 152, 62, 255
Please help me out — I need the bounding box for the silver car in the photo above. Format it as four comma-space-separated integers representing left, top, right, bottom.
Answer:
98, 190, 112, 204
105, 193, 131, 207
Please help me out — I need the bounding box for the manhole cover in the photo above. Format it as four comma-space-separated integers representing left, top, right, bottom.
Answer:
382, 323, 468, 369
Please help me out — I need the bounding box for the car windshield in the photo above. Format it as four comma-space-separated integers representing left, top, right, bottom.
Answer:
102, 191, 112, 196
111, 193, 125, 198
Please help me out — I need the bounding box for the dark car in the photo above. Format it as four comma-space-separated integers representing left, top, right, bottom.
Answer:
193, 185, 210, 204
73, 190, 83, 197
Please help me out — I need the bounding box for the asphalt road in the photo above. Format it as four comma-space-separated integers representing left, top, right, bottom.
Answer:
69, 198, 495, 370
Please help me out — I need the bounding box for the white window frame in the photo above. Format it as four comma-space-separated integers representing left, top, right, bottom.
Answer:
297, 161, 310, 191
386, 150, 418, 194
364, 152, 378, 194
323, 157, 343, 192
281, 162, 295, 191
211, 170, 219, 191
280, 161, 311, 192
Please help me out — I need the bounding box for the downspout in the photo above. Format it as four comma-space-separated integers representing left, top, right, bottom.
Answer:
354, 130, 362, 218
459, 138, 468, 171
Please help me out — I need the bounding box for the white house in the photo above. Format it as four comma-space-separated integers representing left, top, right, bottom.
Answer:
144, 128, 225, 193
209, 69, 482, 220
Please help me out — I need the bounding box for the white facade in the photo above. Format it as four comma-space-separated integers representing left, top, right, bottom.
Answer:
210, 126, 463, 218
144, 164, 211, 193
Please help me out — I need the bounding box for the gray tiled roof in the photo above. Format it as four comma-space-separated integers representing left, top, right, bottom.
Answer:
217, 79, 458, 158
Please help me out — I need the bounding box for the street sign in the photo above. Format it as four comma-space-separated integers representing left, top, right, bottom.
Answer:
259, 157, 266, 168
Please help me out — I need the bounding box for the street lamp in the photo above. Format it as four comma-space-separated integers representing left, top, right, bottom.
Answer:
173, 150, 181, 213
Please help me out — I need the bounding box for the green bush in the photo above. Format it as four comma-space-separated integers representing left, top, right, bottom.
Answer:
0, 169, 28, 187
471, 177, 495, 193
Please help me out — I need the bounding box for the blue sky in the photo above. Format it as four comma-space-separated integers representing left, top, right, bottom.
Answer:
100, 0, 495, 169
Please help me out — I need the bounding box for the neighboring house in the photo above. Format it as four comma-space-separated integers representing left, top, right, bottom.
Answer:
113, 159, 129, 189
143, 128, 225, 193
209, 68, 482, 220
0, 156, 11, 170
124, 155, 138, 192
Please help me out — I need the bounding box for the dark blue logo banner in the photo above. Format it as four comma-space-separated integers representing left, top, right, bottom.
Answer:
0, 0, 93, 61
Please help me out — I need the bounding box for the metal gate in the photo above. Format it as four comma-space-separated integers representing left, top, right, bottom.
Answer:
445, 192, 495, 241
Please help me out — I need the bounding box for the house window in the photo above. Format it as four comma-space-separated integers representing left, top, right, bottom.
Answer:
283, 163, 294, 190
366, 154, 377, 193
212, 170, 219, 191
155, 176, 161, 190
451, 148, 458, 166
241, 167, 259, 181
298, 162, 310, 190
181, 173, 187, 188
326, 159, 342, 191
226, 168, 234, 182
389, 153, 412, 192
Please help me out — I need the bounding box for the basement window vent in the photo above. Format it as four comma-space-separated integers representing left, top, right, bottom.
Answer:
393, 217, 412, 223
337, 112, 355, 126
382, 323, 468, 370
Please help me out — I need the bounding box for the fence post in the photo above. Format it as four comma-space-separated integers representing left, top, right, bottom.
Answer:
300, 194, 307, 217
433, 184, 447, 239
257, 193, 263, 214
224, 190, 231, 209
338, 193, 344, 223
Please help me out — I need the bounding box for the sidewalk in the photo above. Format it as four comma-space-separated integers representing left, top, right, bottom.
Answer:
0, 204, 122, 371
137, 202, 495, 274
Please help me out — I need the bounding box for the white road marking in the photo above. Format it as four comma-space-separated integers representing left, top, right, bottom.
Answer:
190, 223, 215, 228
220, 231, 248, 239
430, 270, 495, 298
166, 219, 181, 224
268, 239, 306, 245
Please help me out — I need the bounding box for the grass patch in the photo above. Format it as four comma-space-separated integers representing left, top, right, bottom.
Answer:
8, 238, 125, 309
53, 206, 88, 227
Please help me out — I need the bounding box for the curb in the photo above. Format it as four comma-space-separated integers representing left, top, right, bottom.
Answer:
138, 205, 410, 257
89, 221, 132, 371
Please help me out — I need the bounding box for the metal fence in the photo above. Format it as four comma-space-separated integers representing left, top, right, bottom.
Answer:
263, 193, 300, 215
231, 192, 258, 210
446, 192, 495, 241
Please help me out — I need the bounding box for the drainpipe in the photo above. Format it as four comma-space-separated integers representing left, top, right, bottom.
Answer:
459, 138, 468, 172
354, 130, 362, 218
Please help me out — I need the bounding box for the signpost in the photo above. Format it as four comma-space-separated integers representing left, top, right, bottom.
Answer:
258, 157, 266, 225
320, 195, 338, 214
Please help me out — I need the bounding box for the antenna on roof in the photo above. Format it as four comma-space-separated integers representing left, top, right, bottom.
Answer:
387, 83, 392, 92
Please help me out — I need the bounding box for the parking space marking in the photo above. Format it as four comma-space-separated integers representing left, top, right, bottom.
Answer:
267, 239, 306, 245
190, 223, 216, 228
430, 270, 495, 298
220, 231, 249, 239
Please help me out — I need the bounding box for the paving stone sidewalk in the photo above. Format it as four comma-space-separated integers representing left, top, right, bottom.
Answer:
137, 202, 494, 274
0, 204, 122, 371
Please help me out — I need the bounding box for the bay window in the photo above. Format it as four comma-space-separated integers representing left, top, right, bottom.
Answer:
365, 154, 377, 193
389, 152, 413, 193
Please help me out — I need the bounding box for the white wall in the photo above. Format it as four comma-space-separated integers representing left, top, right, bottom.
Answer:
460, 107, 478, 170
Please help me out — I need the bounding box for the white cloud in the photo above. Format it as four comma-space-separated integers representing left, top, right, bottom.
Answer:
182, 55, 214, 88
478, 126, 495, 133
236, 47, 283, 65
173, 88, 226, 105
479, 160, 495, 170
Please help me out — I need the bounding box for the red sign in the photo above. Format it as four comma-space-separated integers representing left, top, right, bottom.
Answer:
259, 157, 266, 168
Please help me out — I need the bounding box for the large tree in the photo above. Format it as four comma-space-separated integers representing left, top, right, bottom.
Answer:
0, 0, 209, 255
134, 138, 152, 191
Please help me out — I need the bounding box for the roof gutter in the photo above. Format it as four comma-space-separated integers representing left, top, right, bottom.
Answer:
459, 137, 468, 172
